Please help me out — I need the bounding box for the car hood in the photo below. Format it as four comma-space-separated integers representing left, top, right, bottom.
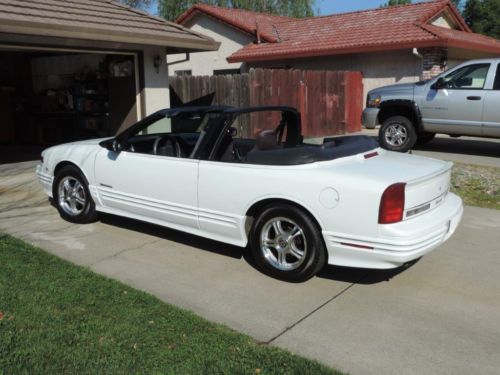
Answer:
63, 137, 113, 146
369, 82, 415, 96
41, 137, 112, 159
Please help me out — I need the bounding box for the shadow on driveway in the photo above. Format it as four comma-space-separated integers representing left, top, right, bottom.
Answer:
99, 212, 415, 285
413, 137, 500, 158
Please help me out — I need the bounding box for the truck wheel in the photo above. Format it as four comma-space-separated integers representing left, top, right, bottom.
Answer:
416, 132, 436, 146
379, 116, 417, 153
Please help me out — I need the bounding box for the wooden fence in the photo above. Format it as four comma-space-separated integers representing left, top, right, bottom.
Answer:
169, 68, 363, 137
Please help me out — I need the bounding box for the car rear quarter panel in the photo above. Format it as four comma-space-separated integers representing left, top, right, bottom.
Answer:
198, 154, 388, 245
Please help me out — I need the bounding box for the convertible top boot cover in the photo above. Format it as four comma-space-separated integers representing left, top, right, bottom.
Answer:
245, 136, 378, 165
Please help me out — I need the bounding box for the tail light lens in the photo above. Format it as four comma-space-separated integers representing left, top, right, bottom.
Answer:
379, 183, 406, 224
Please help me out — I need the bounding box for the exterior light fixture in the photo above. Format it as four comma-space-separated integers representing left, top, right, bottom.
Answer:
154, 55, 162, 73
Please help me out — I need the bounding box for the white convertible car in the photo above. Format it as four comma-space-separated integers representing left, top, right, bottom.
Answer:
37, 106, 463, 281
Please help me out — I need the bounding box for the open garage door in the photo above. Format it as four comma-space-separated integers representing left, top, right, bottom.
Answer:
0, 47, 139, 164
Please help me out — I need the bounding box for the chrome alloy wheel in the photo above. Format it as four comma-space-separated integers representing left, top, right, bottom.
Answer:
385, 124, 408, 147
58, 176, 86, 216
260, 217, 307, 271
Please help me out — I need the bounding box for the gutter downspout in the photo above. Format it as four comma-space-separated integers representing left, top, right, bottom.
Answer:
413, 47, 424, 80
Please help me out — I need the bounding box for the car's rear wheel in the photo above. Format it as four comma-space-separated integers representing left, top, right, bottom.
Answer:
416, 132, 436, 146
379, 116, 417, 153
53, 165, 99, 223
249, 203, 326, 282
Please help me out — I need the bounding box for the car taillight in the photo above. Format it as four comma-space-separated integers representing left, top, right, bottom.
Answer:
379, 183, 406, 224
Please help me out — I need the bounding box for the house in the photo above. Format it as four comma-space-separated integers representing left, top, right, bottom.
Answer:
169, 0, 500, 102
0, 0, 218, 159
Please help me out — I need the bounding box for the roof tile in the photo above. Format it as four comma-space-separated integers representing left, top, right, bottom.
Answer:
0, 0, 218, 49
179, 0, 500, 62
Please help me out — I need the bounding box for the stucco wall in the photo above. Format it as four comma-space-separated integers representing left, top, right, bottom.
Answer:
167, 14, 252, 76
142, 46, 170, 115
249, 50, 422, 106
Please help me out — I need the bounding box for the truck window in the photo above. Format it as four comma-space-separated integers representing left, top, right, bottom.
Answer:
444, 63, 490, 90
494, 64, 500, 90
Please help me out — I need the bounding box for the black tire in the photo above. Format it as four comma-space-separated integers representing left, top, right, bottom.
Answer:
416, 132, 436, 146
249, 203, 326, 282
52, 165, 99, 224
378, 115, 417, 153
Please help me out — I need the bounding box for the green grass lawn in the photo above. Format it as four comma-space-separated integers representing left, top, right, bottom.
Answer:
0, 235, 343, 375
451, 163, 499, 210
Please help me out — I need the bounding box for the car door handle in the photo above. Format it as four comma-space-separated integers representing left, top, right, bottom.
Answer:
467, 96, 482, 101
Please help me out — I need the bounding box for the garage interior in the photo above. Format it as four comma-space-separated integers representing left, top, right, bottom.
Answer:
0, 47, 138, 163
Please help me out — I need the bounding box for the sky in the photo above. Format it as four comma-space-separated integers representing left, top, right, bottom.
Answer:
316, 0, 388, 15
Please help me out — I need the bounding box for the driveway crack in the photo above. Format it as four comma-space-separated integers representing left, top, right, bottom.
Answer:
90, 238, 161, 266
264, 281, 358, 345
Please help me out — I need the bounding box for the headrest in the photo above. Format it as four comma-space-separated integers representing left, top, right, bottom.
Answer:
255, 130, 278, 151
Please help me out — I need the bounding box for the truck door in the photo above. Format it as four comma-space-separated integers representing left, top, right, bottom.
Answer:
421, 63, 490, 136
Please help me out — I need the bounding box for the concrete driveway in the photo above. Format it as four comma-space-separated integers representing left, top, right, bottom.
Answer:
1, 161, 500, 375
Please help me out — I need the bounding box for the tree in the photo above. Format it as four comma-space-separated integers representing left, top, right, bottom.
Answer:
462, 0, 500, 39
382, 0, 412, 7
119, 0, 151, 10
158, 0, 315, 21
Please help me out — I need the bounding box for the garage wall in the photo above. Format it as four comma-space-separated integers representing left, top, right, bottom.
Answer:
249, 50, 422, 106
142, 46, 170, 116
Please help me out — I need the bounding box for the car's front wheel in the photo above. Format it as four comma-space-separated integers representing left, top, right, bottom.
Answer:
379, 115, 417, 152
250, 203, 326, 282
53, 165, 99, 223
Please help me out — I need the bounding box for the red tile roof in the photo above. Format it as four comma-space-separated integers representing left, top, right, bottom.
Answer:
176, 3, 292, 42
180, 0, 500, 63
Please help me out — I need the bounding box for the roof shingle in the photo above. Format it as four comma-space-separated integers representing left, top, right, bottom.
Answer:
176, 3, 293, 43
179, 0, 500, 62
0, 0, 219, 51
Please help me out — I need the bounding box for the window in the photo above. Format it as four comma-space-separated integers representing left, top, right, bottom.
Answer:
175, 70, 192, 77
494, 64, 500, 90
443, 63, 490, 89
213, 68, 240, 76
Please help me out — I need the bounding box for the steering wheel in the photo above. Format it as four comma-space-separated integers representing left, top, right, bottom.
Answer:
446, 79, 457, 89
153, 135, 182, 157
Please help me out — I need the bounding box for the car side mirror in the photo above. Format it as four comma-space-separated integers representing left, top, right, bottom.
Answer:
432, 77, 446, 90
100, 138, 122, 153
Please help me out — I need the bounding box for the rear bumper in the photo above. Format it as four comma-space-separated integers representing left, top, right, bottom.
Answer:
36, 164, 53, 198
323, 193, 463, 269
362, 108, 380, 129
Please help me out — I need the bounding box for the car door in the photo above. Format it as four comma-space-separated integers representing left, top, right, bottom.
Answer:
94, 116, 200, 230
482, 63, 500, 137
421, 63, 490, 136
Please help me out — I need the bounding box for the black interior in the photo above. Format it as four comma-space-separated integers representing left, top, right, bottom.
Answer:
115, 107, 379, 166
126, 133, 200, 157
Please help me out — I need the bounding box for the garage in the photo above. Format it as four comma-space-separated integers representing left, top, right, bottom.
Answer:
0, 48, 139, 162
0, 0, 219, 163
